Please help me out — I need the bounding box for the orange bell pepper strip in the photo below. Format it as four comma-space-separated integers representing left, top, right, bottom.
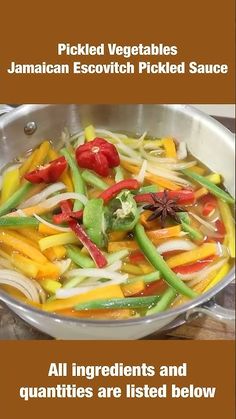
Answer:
108, 241, 139, 252
122, 280, 145, 297
120, 161, 181, 191
38, 223, 62, 235
19, 149, 38, 177
140, 210, 160, 230
147, 225, 181, 244
108, 230, 127, 241
166, 243, 217, 269
59, 308, 132, 319
21, 141, 50, 183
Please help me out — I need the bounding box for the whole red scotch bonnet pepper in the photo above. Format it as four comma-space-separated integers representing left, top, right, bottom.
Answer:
24, 156, 67, 184
75, 138, 120, 177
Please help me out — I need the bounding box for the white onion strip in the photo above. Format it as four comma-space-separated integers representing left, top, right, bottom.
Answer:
177, 142, 187, 160
189, 211, 217, 232
0, 270, 40, 302
187, 258, 228, 286
19, 182, 66, 209
54, 259, 71, 275
135, 159, 147, 184
66, 266, 127, 282
33, 214, 70, 232
40, 192, 88, 209
157, 239, 197, 254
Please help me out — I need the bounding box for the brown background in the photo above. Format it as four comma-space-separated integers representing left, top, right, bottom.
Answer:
0, 341, 235, 418
0, 0, 235, 103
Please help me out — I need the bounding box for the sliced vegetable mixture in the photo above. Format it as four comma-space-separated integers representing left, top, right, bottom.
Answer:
0, 128, 234, 320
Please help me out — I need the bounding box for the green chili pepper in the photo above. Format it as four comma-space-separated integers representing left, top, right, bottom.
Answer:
146, 287, 176, 315
67, 245, 128, 268
177, 211, 190, 224
81, 170, 108, 190
133, 185, 159, 194
83, 198, 106, 247
181, 221, 204, 241
63, 276, 86, 289
74, 295, 160, 311
182, 169, 235, 204
0, 217, 39, 227
60, 148, 85, 211
0, 182, 33, 217
114, 166, 124, 182
127, 271, 160, 284
108, 190, 139, 231
134, 224, 198, 298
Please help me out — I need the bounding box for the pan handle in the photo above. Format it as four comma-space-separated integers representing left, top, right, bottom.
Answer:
186, 281, 235, 324
0, 104, 14, 117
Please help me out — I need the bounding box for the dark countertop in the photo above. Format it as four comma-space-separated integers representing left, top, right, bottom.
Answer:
0, 114, 235, 340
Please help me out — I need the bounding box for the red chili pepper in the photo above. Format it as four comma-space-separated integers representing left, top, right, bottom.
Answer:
69, 220, 107, 268
200, 194, 217, 217
129, 250, 146, 264
173, 257, 215, 275
132, 279, 167, 297
24, 156, 67, 184
134, 190, 195, 205
75, 138, 120, 177
53, 200, 83, 224
99, 179, 140, 203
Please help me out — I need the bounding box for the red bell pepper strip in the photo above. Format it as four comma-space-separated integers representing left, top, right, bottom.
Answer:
134, 190, 195, 205
69, 219, 107, 268
53, 200, 83, 224
200, 194, 217, 216
215, 219, 226, 235
172, 257, 215, 275
76, 138, 120, 177
129, 250, 146, 264
24, 156, 67, 184
99, 179, 140, 203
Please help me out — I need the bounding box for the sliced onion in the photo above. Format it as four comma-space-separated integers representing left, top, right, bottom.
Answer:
116, 143, 142, 160
147, 163, 191, 186
189, 211, 217, 232
135, 159, 147, 184
0, 257, 13, 269
19, 182, 66, 209
106, 261, 122, 271
10, 209, 27, 217
40, 192, 88, 210
187, 258, 228, 287
33, 214, 70, 232
177, 142, 187, 160
157, 239, 197, 254
54, 258, 71, 275
0, 269, 41, 302
56, 276, 128, 299
95, 128, 128, 142
66, 266, 127, 282
31, 279, 47, 303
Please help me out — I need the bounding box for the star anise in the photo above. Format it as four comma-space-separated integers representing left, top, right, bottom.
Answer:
143, 190, 185, 227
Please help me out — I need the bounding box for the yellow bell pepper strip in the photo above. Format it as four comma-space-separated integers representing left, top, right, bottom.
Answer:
134, 224, 197, 298
19, 149, 38, 177
39, 232, 78, 251
27, 140, 50, 173
166, 243, 217, 269
48, 148, 74, 192
205, 173, 221, 184
9, 204, 48, 217
218, 200, 235, 258
122, 280, 145, 296
162, 137, 177, 158
36, 263, 60, 279
204, 263, 231, 292
0, 230, 48, 263
42, 284, 124, 312
43, 246, 66, 261
11, 253, 39, 278
195, 187, 209, 199
147, 225, 181, 244
182, 169, 235, 204
85, 124, 96, 141
121, 263, 144, 275
0, 182, 33, 217
10, 229, 40, 249
108, 241, 139, 252
188, 165, 206, 175
38, 223, 62, 235
1, 167, 20, 203
39, 279, 62, 294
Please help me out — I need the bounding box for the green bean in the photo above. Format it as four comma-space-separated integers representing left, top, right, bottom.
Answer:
114, 166, 124, 182
182, 169, 235, 204
127, 271, 160, 284
146, 287, 176, 315
82, 170, 108, 190
134, 223, 197, 298
181, 221, 204, 241
133, 185, 159, 194
60, 148, 85, 211
0, 217, 39, 227
67, 245, 129, 268
74, 295, 160, 311
0, 182, 33, 216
